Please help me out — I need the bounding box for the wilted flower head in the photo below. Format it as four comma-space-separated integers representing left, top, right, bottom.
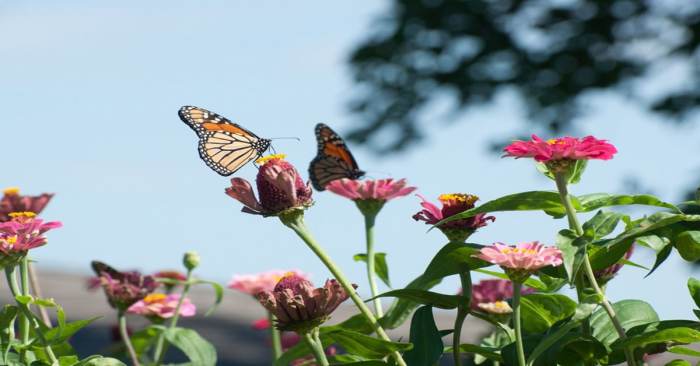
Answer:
228, 270, 309, 296
226, 154, 313, 216
469, 279, 535, 314
503, 135, 617, 163
0, 212, 62, 266
127, 293, 196, 321
0, 187, 54, 222
256, 273, 355, 332
475, 242, 563, 282
413, 194, 495, 242
91, 261, 158, 311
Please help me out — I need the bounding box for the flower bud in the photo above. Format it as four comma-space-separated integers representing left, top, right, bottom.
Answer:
183, 251, 200, 271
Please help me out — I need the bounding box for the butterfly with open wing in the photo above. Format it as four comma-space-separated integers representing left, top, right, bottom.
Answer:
178, 106, 271, 176
308, 123, 365, 191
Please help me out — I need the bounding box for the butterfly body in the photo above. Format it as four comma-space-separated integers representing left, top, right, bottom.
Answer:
179, 106, 271, 176
309, 123, 365, 191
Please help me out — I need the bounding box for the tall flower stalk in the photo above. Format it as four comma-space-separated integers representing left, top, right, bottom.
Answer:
511, 282, 526, 366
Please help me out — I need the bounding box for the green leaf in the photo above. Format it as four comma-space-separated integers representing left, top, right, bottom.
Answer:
354, 252, 391, 287
0, 305, 19, 363
76, 356, 127, 366
555, 229, 587, 283
647, 244, 674, 277
668, 345, 700, 357
664, 360, 691, 366
437, 191, 570, 226
613, 320, 700, 350
688, 277, 700, 309
403, 306, 443, 366
15, 295, 33, 305
192, 279, 224, 316
163, 327, 217, 366
590, 300, 659, 347
447, 344, 503, 362
519, 294, 577, 333
676, 231, 700, 261
588, 238, 634, 272
58, 355, 79, 366
582, 211, 624, 240
38, 317, 100, 346
576, 193, 681, 213
129, 326, 161, 357
324, 328, 412, 359
371, 289, 462, 309
526, 303, 597, 365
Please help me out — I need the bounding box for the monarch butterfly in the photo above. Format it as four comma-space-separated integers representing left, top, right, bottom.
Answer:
308, 123, 365, 191
178, 106, 271, 176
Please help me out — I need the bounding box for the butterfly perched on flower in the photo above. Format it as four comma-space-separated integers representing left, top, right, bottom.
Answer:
308, 123, 365, 191
178, 106, 271, 176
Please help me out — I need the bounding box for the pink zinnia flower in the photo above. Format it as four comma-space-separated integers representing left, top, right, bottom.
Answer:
326, 178, 416, 202
127, 293, 196, 320
91, 261, 158, 311
475, 242, 563, 282
468, 279, 535, 314
256, 273, 355, 332
413, 193, 495, 241
226, 154, 313, 216
228, 270, 309, 296
0, 187, 53, 222
503, 135, 617, 162
0, 212, 62, 264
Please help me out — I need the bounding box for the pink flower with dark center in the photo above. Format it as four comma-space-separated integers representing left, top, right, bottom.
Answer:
0, 212, 62, 262
256, 273, 355, 332
228, 270, 309, 296
0, 187, 54, 222
413, 194, 495, 235
226, 154, 313, 216
91, 261, 158, 311
127, 293, 196, 320
326, 178, 416, 202
475, 242, 563, 282
469, 279, 535, 314
503, 135, 617, 162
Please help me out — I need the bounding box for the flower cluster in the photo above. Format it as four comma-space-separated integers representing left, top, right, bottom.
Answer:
476, 242, 563, 283
91, 261, 159, 311
256, 273, 354, 332
413, 193, 495, 242
228, 270, 309, 296
127, 293, 196, 321
226, 155, 313, 216
0, 212, 62, 265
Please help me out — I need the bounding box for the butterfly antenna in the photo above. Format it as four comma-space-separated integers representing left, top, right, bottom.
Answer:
270, 136, 301, 142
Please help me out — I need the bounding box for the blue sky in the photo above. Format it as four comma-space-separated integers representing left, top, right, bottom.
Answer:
2, 1, 699, 319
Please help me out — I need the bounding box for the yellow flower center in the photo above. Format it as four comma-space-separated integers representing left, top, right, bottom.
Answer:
3, 187, 20, 196
438, 193, 478, 205
546, 138, 564, 145
256, 154, 287, 165
143, 293, 167, 303
4, 236, 18, 247
8, 212, 36, 219
493, 301, 510, 310
500, 247, 537, 255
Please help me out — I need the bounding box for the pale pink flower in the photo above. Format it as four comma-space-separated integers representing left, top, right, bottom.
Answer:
226, 154, 313, 216
0, 212, 62, 259
326, 178, 416, 201
256, 273, 355, 332
228, 270, 308, 296
127, 293, 196, 319
470, 279, 534, 311
503, 135, 617, 162
475, 242, 563, 272
0, 187, 53, 222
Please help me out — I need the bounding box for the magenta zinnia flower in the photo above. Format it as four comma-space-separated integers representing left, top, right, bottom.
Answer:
475, 242, 563, 282
326, 178, 416, 202
413, 193, 495, 242
0, 212, 62, 265
127, 293, 196, 320
228, 270, 309, 296
256, 273, 355, 332
503, 135, 617, 162
0, 187, 54, 222
91, 261, 158, 311
226, 154, 313, 216
469, 279, 535, 314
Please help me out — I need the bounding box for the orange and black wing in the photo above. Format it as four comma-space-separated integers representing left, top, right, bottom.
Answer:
179, 106, 271, 176
308, 123, 365, 191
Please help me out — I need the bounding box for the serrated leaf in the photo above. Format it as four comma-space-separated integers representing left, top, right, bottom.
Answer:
354, 252, 391, 287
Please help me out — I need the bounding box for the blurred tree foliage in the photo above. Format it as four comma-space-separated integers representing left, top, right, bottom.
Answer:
348, 0, 700, 152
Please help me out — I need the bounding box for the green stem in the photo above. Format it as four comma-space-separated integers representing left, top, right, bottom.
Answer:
154, 268, 194, 365
453, 269, 471, 366
5, 265, 58, 364
512, 282, 526, 366
19, 258, 30, 350
118, 312, 141, 366
28, 262, 52, 327
302, 331, 329, 366
554, 173, 637, 366
268, 312, 283, 360
364, 212, 384, 317
280, 212, 407, 366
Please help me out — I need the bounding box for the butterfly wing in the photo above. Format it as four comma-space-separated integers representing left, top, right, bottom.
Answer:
91, 260, 122, 279
309, 123, 365, 191
179, 106, 271, 176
